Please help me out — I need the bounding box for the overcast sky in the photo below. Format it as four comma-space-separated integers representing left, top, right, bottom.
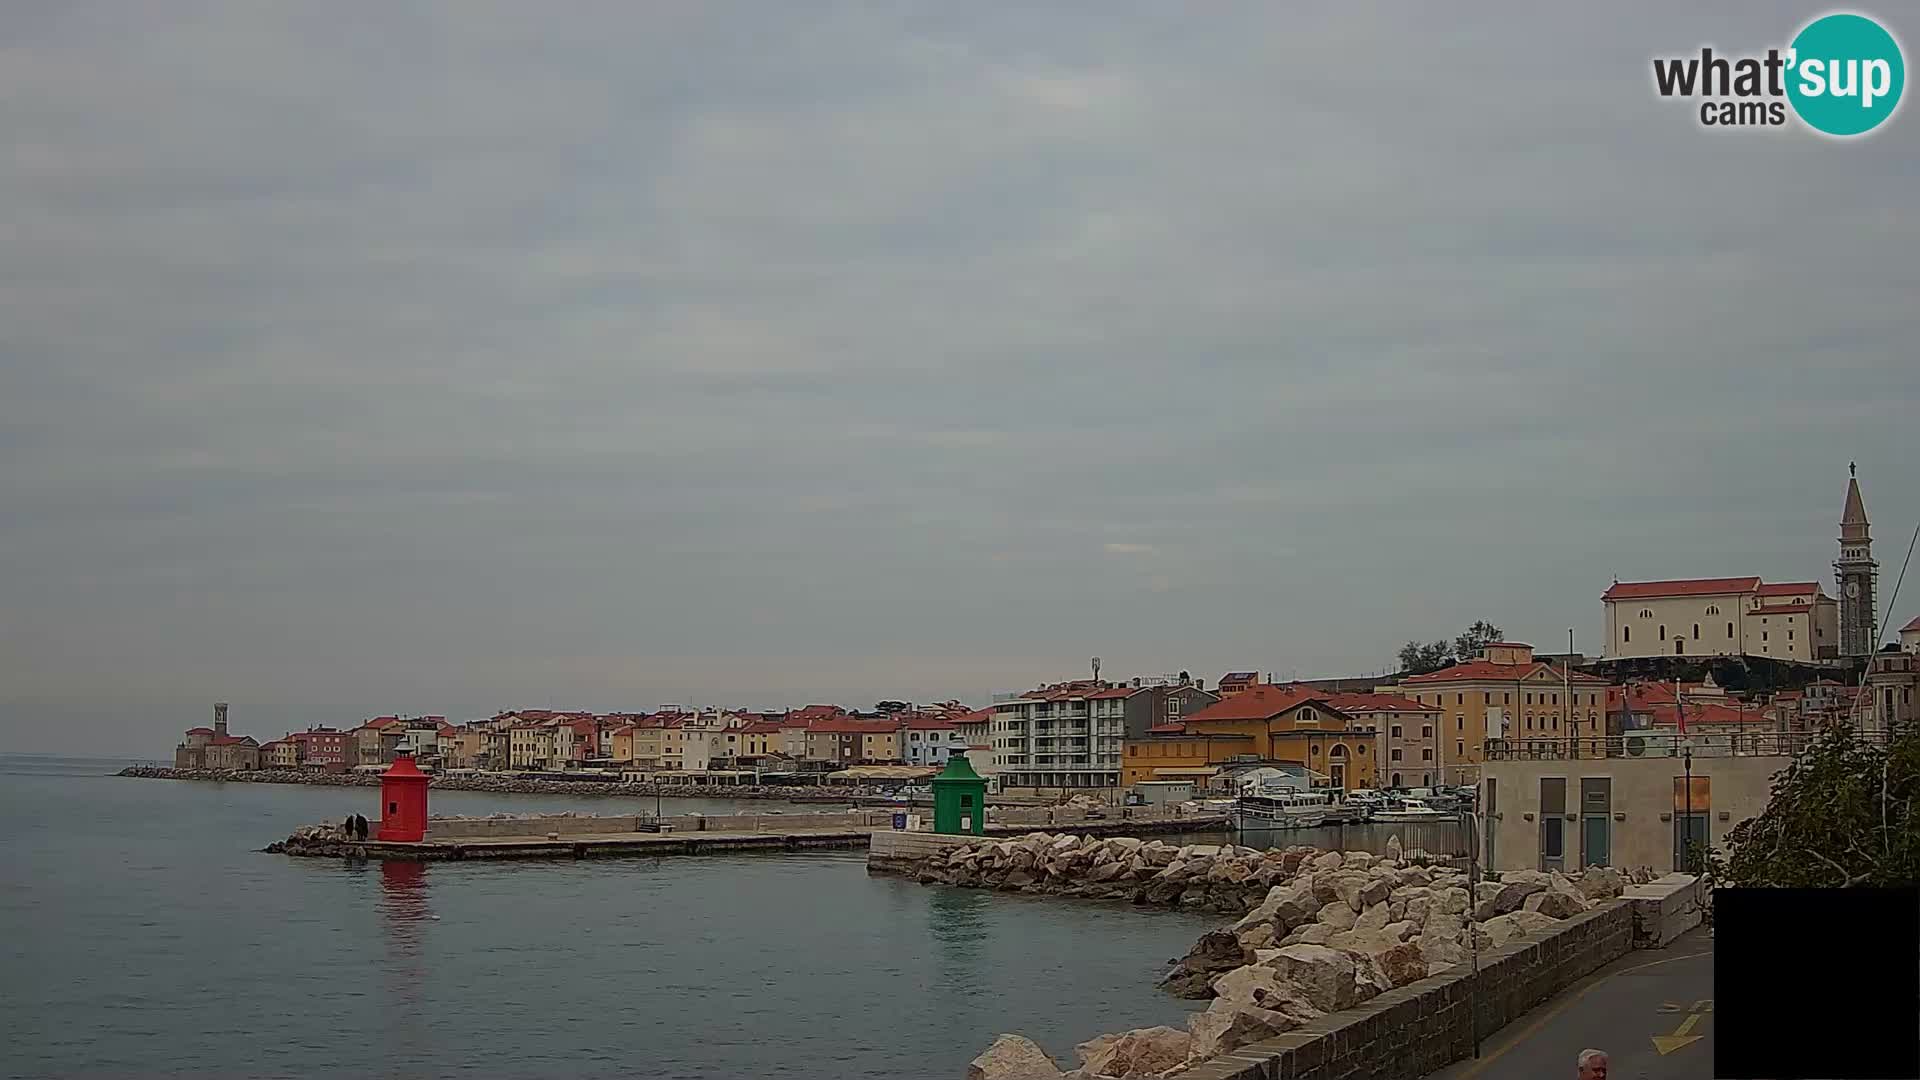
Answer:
4, 3, 1916, 755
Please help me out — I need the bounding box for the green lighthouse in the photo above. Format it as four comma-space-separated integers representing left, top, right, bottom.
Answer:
929, 751, 987, 835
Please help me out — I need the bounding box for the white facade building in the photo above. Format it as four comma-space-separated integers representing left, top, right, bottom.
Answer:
1602, 577, 1839, 663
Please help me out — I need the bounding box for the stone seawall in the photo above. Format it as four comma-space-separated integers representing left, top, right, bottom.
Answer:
959, 840, 1657, 1079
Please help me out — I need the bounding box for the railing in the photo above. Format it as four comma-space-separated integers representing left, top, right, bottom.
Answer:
1484, 728, 1891, 761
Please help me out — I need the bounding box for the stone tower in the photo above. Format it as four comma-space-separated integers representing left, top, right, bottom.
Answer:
1835, 464, 1878, 657
214, 702, 230, 737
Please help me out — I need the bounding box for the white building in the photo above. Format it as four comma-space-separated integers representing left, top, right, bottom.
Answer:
1602, 577, 1838, 663
990, 682, 1128, 790
899, 717, 968, 767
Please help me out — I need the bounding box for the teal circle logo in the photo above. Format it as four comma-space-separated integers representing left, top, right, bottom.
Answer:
1786, 13, 1905, 136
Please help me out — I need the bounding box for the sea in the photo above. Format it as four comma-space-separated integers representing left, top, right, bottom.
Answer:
0, 755, 1221, 1079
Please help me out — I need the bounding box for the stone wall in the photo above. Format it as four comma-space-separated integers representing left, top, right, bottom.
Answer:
1625, 873, 1706, 947
1179, 901, 1637, 1080
425, 811, 896, 838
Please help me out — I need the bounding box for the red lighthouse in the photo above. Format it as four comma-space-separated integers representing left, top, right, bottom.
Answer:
375, 753, 430, 842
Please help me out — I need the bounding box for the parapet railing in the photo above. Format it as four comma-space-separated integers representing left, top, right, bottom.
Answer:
1484, 727, 1892, 761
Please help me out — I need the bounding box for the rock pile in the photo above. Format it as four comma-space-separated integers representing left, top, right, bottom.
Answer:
967, 846, 1630, 1079
262, 823, 362, 858
916, 836, 1343, 913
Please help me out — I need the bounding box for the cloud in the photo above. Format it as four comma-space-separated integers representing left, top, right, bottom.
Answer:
1, 2, 1916, 754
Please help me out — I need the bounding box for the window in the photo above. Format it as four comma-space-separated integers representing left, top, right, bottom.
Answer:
1727, 622, 1735, 638
1391, 749, 1403, 761
1456, 693, 1464, 705
1526, 693, 1533, 705
1357, 744, 1367, 755
1659, 625, 1667, 641
1623, 626, 1631, 643
1391, 725, 1403, 738
1640, 609, 1653, 618
1456, 740, 1466, 757
1504, 693, 1511, 704
1693, 623, 1700, 638
1456, 715, 1464, 730
1706, 605, 1720, 615
1762, 631, 1769, 642
1525, 716, 1533, 730
1421, 725, 1433, 738
1422, 749, 1433, 761
1484, 692, 1492, 705
1311, 744, 1320, 755
1127, 746, 1136, 757
1788, 629, 1794, 640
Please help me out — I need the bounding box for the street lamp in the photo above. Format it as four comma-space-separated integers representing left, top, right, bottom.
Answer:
1680, 736, 1695, 873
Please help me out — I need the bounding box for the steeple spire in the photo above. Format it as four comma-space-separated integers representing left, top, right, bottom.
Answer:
1841, 470, 1871, 542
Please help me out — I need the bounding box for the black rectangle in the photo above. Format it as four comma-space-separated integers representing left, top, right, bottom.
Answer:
1715, 888, 1919, 1079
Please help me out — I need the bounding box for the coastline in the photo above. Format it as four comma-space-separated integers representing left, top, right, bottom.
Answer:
116, 765, 896, 803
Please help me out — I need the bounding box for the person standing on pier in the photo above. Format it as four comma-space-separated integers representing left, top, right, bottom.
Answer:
342, 815, 354, 840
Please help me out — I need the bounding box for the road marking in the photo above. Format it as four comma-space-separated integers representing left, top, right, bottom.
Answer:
1446, 948, 1713, 1080
1692, 998, 1713, 1012
1653, 1012, 1706, 1055
1658, 1001, 1683, 1013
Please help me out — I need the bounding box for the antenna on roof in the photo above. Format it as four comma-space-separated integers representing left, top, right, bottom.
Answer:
1090, 656, 1102, 683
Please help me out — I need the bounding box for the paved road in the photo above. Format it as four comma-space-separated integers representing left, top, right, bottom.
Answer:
1429, 928, 1714, 1080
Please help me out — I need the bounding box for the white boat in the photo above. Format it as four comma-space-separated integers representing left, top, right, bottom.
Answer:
1232, 790, 1336, 829
1371, 798, 1455, 822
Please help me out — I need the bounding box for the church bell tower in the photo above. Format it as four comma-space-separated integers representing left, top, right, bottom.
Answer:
1835, 464, 1878, 657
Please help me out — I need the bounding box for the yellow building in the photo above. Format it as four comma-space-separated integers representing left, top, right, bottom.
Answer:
1123, 686, 1378, 791
607, 726, 635, 766
1389, 642, 1612, 771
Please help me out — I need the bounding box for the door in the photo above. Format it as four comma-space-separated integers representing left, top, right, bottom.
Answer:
1582, 815, 1610, 868
1329, 763, 1346, 791
1673, 815, 1708, 871
1539, 777, 1566, 872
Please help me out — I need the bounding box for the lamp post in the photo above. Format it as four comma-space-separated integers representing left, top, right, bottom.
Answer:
1463, 807, 1482, 1058
1680, 736, 1695, 872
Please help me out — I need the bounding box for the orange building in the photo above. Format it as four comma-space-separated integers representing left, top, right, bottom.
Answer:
1122, 685, 1378, 791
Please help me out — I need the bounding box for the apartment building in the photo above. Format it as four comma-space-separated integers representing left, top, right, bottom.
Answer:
1391, 643, 1611, 774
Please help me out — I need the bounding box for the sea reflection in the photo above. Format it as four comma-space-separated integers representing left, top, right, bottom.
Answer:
377, 860, 431, 1070
928, 885, 990, 992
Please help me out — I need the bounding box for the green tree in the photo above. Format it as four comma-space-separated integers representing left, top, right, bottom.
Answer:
1715, 724, 1919, 887
1398, 640, 1454, 676
1452, 620, 1505, 661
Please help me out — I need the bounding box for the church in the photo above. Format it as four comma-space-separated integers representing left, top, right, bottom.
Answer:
1600, 467, 1876, 665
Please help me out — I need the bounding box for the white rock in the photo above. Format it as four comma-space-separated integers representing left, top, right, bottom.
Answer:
968, 1034, 1063, 1080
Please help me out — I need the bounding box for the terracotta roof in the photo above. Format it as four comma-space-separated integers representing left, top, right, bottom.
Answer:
1485, 641, 1533, 649
1088, 687, 1143, 700
184, 727, 215, 735
1182, 685, 1328, 722
1604, 577, 1762, 601
1646, 702, 1763, 727
737, 721, 784, 735
1145, 722, 1191, 734
1903, 616, 1920, 633
1321, 692, 1438, 714
1404, 660, 1609, 686
208, 734, 257, 746
900, 716, 959, 730
1219, 672, 1259, 681
1756, 582, 1820, 596
953, 708, 993, 725
807, 718, 900, 735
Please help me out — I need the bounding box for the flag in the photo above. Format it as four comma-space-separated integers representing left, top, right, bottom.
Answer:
1674, 680, 1688, 737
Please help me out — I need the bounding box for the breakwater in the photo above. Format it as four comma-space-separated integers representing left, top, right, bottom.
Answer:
957, 841, 1667, 1080
121, 765, 902, 803
268, 812, 1230, 862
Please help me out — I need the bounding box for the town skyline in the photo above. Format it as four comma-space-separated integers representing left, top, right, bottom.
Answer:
3, 4, 1916, 757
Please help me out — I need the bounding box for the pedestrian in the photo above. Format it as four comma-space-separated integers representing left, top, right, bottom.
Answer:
355, 814, 368, 841
342, 815, 354, 839
1577, 1049, 1608, 1080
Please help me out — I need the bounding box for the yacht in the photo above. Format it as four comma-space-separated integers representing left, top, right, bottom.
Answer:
1370, 798, 1455, 822
1231, 789, 1337, 829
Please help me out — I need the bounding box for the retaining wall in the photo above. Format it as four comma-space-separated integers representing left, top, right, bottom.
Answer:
1184, 900, 1641, 1080
425, 811, 895, 838
1625, 872, 1707, 947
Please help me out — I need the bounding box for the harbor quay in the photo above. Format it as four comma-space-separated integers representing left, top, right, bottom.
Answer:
267, 806, 1231, 862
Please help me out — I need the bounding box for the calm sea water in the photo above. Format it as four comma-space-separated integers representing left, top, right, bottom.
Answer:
0, 755, 1215, 1080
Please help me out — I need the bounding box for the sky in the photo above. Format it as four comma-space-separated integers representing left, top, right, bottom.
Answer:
3, 3, 1917, 756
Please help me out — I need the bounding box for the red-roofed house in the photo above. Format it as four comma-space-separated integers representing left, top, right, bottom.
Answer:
174, 703, 263, 770
1603, 576, 1838, 663
1390, 643, 1612, 772
1321, 691, 1451, 787
1900, 614, 1920, 654
899, 715, 967, 767
1122, 686, 1377, 792
1216, 671, 1261, 697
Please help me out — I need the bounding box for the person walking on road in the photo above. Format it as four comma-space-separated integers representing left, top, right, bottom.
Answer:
1577, 1049, 1608, 1080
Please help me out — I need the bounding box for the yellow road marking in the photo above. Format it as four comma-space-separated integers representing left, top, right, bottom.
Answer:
1691, 998, 1713, 1012
1652, 1012, 1705, 1055
1447, 949, 1713, 1080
